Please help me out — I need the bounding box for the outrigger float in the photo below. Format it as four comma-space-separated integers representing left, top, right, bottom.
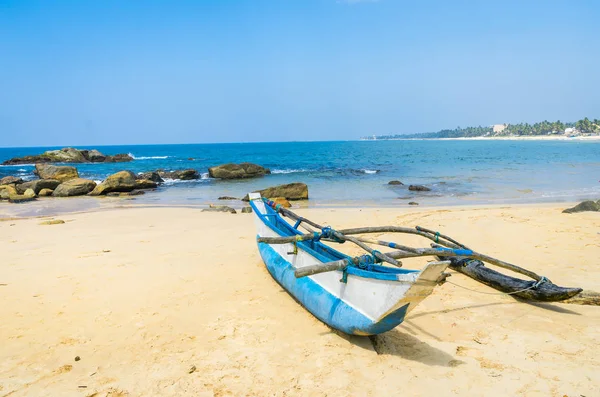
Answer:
249, 193, 583, 336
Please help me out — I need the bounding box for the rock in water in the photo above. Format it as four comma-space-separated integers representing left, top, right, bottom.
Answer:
269, 197, 291, 208
52, 178, 97, 197
104, 153, 134, 162
408, 185, 431, 192
84, 149, 106, 162
562, 201, 600, 214
89, 171, 137, 195
208, 163, 270, 179
242, 183, 308, 201
1, 148, 132, 165
0, 176, 23, 185
38, 188, 54, 197
42, 147, 87, 163
408, 202, 419, 205
157, 169, 200, 180
137, 172, 164, 183
218, 196, 238, 200
16, 179, 61, 195
34, 164, 79, 182
388, 180, 404, 185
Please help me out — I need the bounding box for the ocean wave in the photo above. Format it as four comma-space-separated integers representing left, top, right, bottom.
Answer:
201, 172, 210, 179
129, 153, 170, 160
271, 168, 309, 174
162, 178, 206, 186
362, 169, 380, 174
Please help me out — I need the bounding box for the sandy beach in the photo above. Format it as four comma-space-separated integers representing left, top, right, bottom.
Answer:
1, 203, 599, 396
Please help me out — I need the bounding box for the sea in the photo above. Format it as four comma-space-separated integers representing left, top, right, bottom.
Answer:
1, 140, 599, 213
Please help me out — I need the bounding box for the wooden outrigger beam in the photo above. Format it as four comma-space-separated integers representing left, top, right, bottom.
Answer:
256, 199, 587, 303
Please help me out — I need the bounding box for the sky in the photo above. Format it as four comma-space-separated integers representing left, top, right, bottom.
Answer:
1, 0, 599, 147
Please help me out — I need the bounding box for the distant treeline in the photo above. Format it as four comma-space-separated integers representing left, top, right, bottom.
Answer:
366, 117, 600, 139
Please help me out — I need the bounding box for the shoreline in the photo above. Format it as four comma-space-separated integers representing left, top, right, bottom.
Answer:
363, 135, 600, 141
0, 194, 591, 220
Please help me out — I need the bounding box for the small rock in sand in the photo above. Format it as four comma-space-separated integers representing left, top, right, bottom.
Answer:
562, 200, 600, 214
39, 220, 65, 225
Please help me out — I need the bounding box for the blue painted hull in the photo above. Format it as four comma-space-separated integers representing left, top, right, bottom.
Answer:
258, 242, 409, 335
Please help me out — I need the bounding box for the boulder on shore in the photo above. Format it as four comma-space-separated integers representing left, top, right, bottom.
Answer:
52, 178, 97, 197
1, 147, 133, 165
0, 176, 23, 185
8, 194, 36, 203
23, 188, 36, 198
0, 185, 18, 200
16, 179, 61, 195
242, 183, 308, 201
562, 200, 600, 214
241, 206, 252, 213
157, 169, 200, 180
34, 164, 79, 182
388, 180, 404, 185
89, 171, 157, 195
208, 163, 270, 180
38, 188, 54, 197
218, 196, 238, 200
408, 185, 431, 192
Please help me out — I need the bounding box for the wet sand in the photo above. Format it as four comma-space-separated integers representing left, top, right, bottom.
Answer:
1, 204, 599, 396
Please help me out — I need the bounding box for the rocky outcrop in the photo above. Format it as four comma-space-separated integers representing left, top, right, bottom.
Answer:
208, 163, 270, 179
388, 180, 404, 185
242, 183, 308, 201
2, 147, 133, 165
562, 200, 600, 214
16, 179, 61, 194
52, 178, 97, 197
0, 176, 23, 185
138, 172, 164, 183
83, 149, 106, 162
156, 169, 200, 180
408, 202, 419, 205
241, 206, 252, 213
89, 171, 157, 196
408, 185, 431, 192
218, 196, 238, 200
34, 164, 78, 182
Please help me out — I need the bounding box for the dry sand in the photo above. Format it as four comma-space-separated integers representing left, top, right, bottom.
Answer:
1, 204, 599, 396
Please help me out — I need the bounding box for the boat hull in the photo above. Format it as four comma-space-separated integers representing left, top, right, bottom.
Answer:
258, 242, 410, 335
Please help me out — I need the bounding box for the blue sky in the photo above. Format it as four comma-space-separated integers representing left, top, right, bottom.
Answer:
1, 0, 599, 146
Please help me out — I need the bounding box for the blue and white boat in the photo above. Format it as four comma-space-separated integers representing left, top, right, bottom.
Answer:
249, 193, 449, 336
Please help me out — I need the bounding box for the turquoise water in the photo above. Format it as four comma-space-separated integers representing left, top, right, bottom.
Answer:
1, 140, 599, 208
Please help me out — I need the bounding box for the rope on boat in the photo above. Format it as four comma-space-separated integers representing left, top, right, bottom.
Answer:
445, 277, 547, 296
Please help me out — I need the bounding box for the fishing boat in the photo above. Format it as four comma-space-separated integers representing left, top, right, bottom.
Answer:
249, 193, 451, 335
249, 193, 584, 336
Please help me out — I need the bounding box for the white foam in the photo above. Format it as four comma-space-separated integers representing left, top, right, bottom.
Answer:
129, 153, 170, 160
362, 169, 379, 174
271, 169, 308, 174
